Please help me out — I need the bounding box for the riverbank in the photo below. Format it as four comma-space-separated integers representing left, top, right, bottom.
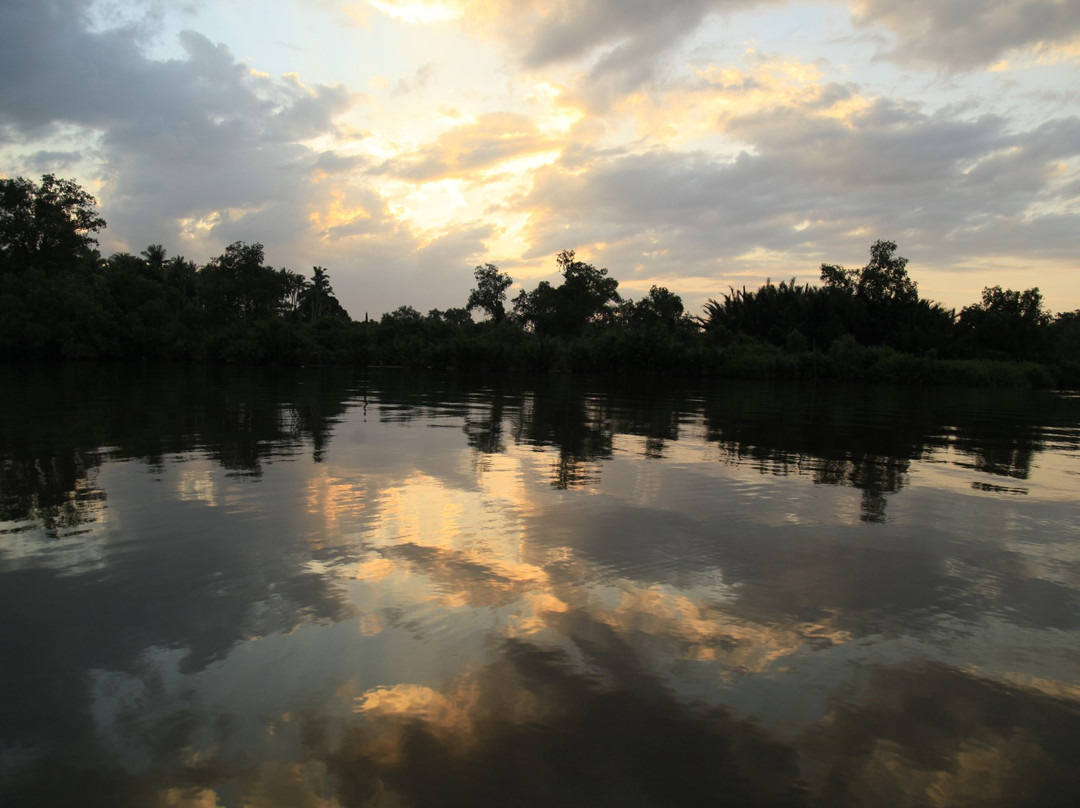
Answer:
7, 327, 1073, 388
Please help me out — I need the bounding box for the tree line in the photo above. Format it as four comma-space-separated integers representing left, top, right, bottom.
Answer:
2, 174, 1078, 385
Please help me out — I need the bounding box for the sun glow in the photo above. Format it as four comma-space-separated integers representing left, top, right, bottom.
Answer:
309, 187, 373, 232
366, 0, 461, 24
481, 212, 539, 263
386, 178, 469, 231
478, 150, 561, 179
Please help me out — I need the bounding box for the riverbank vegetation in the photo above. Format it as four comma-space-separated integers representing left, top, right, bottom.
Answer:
2, 174, 1077, 386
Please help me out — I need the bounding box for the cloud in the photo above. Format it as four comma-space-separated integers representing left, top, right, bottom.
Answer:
394, 61, 439, 94
377, 112, 561, 181
851, 0, 1080, 71
465, 0, 766, 68
513, 0, 717, 68
25, 150, 84, 171
440, 0, 786, 110
0, 0, 510, 317
365, 0, 461, 25
1, 1, 362, 257
514, 77, 1080, 297
3, 0, 1078, 316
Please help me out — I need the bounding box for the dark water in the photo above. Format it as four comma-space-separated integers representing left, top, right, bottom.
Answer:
2, 364, 1080, 807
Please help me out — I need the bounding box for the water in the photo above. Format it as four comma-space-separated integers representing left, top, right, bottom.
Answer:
2, 364, 1079, 807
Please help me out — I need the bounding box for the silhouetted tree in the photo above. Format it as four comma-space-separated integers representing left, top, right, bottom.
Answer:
623, 285, 690, 331
308, 266, 330, 321
165, 255, 199, 306
0, 174, 105, 274
1051, 311, 1080, 357
199, 242, 277, 321
382, 305, 423, 324
427, 307, 472, 326
278, 268, 307, 314
957, 286, 1051, 360
512, 280, 558, 333
513, 250, 620, 337
820, 240, 917, 305
141, 244, 167, 279
819, 240, 943, 348
466, 263, 513, 324
557, 248, 621, 332
297, 265, 348, 322
702, 279, 826, 347
858, 239, 918, 306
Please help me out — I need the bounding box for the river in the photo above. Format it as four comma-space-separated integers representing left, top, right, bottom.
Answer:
2, 363, 1079, 806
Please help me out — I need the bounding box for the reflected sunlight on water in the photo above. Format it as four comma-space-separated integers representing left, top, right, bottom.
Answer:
2, 365, 1079, 806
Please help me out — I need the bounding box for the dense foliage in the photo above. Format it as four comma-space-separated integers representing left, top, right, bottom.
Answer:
2, 175, 1077, 386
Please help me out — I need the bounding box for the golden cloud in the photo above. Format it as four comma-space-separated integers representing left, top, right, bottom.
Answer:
609, 53, 872, 146
357, 683, 474, 727
380, 112, 565, 182
594, 583, 851, 673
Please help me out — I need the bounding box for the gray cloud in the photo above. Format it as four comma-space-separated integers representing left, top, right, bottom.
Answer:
851, 0, 1080, 71
511, 0, 766, 68
4, 0, 1077, 318
477, 0, 782, 109
516, 95, 1080, 302
482, 1, 1079, 104
0, 0, 364, 268
0, 0, 483, 321
26, 150, 84, 171
312, 150, 371, 176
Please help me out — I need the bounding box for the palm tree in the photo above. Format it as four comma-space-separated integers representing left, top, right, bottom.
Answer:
309, 266, 331, 322
166, 255, 199, 305
141, 244, 166, 278
278, 268, 308, 313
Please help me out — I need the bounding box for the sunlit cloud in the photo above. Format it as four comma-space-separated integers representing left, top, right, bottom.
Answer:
604, 51, 872, 147
976, 669, 1080, 702
177, 463, 219, 507
305, 469, 370, 535
593, 582, 851, 672
156, 787, 224, 808
309, 184, 378, 234
2, 0, 1078, 314
377, 112, 565, 182
357, 683, 473, 725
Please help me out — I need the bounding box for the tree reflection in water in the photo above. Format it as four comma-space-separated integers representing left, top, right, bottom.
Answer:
2, 366, 1079, 807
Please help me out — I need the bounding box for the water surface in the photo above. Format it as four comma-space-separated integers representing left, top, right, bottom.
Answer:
2, 364, 1079, 806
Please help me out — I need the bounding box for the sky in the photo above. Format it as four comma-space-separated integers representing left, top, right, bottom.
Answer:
1, 0, 1078, 319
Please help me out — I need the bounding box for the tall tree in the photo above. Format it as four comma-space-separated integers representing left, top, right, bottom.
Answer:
958, 286, 1051, 360
858, 239, 918, 306
820, 239, 917, 305
199, 241, 281, 320
556, 249, 621, 334
0, 174, 106, 274
279, 268, 307, 313
298, 266, 348, 322
165, 255, 199, 305
308, 266, 330, 322
625, 285, 688, 330
141, 244, 167, 279
819, 239, 926, 347
513, 250, 620, 337
466, 263, 512, 324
